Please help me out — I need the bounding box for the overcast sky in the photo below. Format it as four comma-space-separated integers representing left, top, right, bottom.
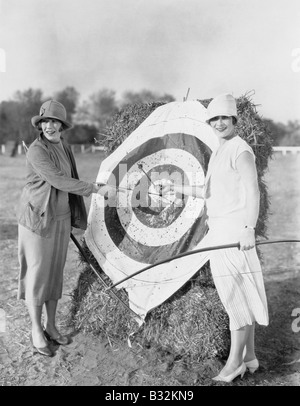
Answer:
0, 0, 299, 123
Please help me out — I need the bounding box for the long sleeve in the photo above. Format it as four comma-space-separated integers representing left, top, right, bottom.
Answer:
27, 144, 93, 197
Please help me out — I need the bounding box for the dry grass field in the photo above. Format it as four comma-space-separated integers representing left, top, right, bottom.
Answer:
0, 150, 299, 387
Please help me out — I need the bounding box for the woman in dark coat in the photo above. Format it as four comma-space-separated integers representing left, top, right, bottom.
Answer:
17, 100, 112, 357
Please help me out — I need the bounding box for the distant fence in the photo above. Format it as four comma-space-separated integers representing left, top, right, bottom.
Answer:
1, 144, 300, 156
1, 143, 24, 155
70, 145, 106, 153
272, 146, 300, 155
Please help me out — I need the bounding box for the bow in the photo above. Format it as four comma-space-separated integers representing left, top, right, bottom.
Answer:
106, 239, 300, 291
70, 233, 142, 320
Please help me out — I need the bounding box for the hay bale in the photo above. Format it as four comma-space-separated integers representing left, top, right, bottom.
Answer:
101, 101, 166, 153
69, 94, 273, 362
135, 269, 230, 361
70, 242, 138, 342
69, 239, 230, 360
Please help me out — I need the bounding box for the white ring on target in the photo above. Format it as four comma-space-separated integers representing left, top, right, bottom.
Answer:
116, 148, 205, 246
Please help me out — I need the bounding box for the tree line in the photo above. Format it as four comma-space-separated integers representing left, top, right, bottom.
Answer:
0, 87, 175, 155
0, 87, 299, 156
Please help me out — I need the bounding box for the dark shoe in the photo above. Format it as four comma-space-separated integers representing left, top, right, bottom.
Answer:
43, 328, 71, 346
30, 336, 54, 357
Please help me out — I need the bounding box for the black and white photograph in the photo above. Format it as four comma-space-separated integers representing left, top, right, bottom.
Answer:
0, 0, 299, 388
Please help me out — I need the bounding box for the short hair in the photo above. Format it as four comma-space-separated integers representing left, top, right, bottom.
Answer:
208, 116, 237, 126
37, 119, 66, 131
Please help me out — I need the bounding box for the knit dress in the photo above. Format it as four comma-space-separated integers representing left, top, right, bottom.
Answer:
203, 136, 269, 331
18, 141, 72, 305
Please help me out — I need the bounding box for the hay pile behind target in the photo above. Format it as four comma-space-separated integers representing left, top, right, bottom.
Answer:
69, 94, 273, 362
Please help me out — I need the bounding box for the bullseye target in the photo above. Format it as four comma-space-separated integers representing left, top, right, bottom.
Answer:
101, 132, 211, 264
85, 101, 219, 306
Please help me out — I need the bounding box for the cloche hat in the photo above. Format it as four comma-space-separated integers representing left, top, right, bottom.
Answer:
206, 93, 237, 123
31, 100, 72, 129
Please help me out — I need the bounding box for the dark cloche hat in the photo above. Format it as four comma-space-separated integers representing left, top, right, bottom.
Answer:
31, 100, 72, 129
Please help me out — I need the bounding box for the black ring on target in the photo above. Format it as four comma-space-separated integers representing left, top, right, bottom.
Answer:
104, 133, 212, 264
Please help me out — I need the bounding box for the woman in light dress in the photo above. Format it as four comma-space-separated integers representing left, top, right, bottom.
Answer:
165, 94, 269, 382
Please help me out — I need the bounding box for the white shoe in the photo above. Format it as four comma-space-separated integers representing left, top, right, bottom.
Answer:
245, 358, 259, 374
212, 363, 247, 383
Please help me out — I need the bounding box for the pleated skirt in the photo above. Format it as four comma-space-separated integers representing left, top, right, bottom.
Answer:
17, 215, 71, 305
202, 216, 269, 331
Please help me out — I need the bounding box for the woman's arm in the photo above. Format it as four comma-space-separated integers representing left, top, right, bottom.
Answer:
162, 183, 205, 199
236, 151, 260, 250
28, 145, 95, 196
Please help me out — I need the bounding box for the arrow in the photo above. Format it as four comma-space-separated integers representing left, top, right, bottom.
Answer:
106, 239, 300, 291
137, 163, 157, 189
98, 183, 174, 205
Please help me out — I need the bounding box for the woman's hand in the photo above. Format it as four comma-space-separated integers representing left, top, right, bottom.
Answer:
239, 227, 256, 250
92, 182, 103, 194
162, 183, 204, 199
92, 183, 118, 196
97, 184, 119, 197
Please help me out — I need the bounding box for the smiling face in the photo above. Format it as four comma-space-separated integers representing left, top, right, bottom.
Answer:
41, 118, 63, 143
209, 115, 235, 141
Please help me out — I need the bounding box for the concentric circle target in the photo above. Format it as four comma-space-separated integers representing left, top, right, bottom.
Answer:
104, 133, 212, 264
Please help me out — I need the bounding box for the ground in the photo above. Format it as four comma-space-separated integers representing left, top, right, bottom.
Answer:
0, 152, 299, 387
